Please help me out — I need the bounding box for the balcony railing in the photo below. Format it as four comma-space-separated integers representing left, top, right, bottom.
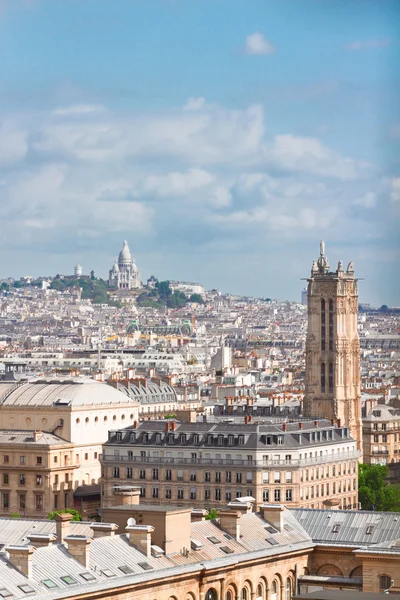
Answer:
371, 450, 389, 455
100, 450, 360, 468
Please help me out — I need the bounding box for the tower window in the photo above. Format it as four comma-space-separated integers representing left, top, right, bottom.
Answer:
321, 299, 326, 351
321, 362, 326, 393
329, 300, 334, 351
329, 362, 334, 393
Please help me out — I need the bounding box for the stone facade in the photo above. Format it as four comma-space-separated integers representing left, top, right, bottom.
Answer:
303, 241, 362, 457
108, 240, 141, 290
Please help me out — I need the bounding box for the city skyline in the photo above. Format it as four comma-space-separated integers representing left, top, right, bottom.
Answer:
1, 0, 399, 304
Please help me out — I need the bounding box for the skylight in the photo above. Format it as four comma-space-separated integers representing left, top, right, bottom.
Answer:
119, 565, 135, 575
265, 537, 279, 546
265, 526, 277, 534
80, 573, 96, 582
0, 589, 13, 599
138, 562, 153, 571
220, 546, 234, 554
102, 569, 116, 578
332, 524, 341, 533
207, 536, 221, 544
42, 580, 58, 590
61, 576, 77, 586
18, 585, 35, 595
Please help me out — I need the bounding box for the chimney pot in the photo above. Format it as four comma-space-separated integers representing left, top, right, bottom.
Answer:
55, 512, 73, 544
133, 421, 138, 429
331, 418, 335, 425
245, 415, 249, 424
299, 422, 303, 430
165, 421, 170, 432
314, 420, 318, 427
171, 421, 176, 431
337, 418, 341, 427
282, 422, 287, 432
5, 545, 35, 578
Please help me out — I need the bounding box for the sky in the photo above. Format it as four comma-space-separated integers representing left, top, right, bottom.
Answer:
0, 0, 399, 305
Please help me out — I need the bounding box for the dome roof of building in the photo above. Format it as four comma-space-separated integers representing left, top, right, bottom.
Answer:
0, 380, 139, 408
118, 240, 132, 265
75, 264, 82, 269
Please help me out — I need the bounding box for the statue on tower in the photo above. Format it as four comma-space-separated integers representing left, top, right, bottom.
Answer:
316, 239, 330, 273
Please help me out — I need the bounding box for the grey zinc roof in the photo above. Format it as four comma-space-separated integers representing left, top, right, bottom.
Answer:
0, 380, 137, 407
0, 430, 68, 446
0, 555, 42, 598
290, 508, 400, 546
0, 518, 93, 547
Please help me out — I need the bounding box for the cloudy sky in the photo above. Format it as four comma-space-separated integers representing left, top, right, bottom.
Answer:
1, 0, 399, 304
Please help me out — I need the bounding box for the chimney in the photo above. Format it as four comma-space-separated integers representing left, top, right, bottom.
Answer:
218, 510, 241, 540
126, 525, 154, 558
227, 500, 253, 514
245, 415, 249, 424
191, 509, 208, 522
55, 512, 73, 543
165, 421, 170, 432
282, 422, 287, 432
112, 485, 140, 507
33, 430, 42, 442
6, 546, 35, 578
171, 421, 177, 431
337, 418, 341, 428
298, 422, 303, 430
261, 504, 284, 532
314, 420, 318, 427
331, 418, 335, 425
64, 536, 92, 568
90, 523, 119, 538
27, 533, 56, 548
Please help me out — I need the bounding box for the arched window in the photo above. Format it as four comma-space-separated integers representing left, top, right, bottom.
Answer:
379, 576, 392, 592
226, 591, 232, 600
329, 362, 333, 393
285, 578, 291, 600
321, 299, 326, 351
321, 362, 326, 393
256, 583, 263, 600
271, 581, 277, 600
205, 590, 218, 600
328, 299, 334, 350
241, 588, 247, 600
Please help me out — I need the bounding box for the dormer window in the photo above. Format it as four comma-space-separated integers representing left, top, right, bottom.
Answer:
180, 434, 186, 444
207, 435, 214, 445
143, 433, 149, 443
155, 433, 161, 443
130, 432, 136, 443
238, 435, 245, 445
228, 435, 234, 445
218, 435, 224, 445
116, 432, 122, 442
168, 433, 175, 444
193, 434, 200, 444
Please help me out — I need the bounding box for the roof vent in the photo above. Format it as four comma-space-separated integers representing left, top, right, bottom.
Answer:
191, 539, 203, 551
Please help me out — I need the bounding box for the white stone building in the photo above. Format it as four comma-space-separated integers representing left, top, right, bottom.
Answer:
108, 241, 141, 290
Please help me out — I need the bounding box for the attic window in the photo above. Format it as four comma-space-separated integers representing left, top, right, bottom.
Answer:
119, 565, 134, 575
80, 573, 96, 582
332, 523, 341, 533
366, 525, 374, 535
18, 584, 35, 595
101, 569, 116, 578
207, 536, 221, 544
265, 537, 279, 546
42, 580, 58, 590
220, 546, 234, 554
138, 562, 153, 571
0, 589, 13, 599
265, 526, 277, 534
60, 576, 77, 586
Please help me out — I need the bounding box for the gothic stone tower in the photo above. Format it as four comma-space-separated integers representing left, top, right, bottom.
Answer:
303, 241, 362, 455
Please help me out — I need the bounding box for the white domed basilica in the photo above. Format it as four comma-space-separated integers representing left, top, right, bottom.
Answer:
108, 240, 141, 289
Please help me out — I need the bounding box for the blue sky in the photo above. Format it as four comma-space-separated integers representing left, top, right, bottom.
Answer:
0, 0, 399, 304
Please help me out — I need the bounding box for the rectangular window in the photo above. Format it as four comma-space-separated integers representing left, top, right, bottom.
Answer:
19, 494, 26, 509
321, 362, 326, 393
205, 472, 211, 482
36, 456, 42, 465
152, 487, 159, 498
286, 489, 293, 502
190, 487, 197, 500
36, 474, 43, 486
165, 488, 172, 499
177, 488, 184, 500
246, 472, 252, 483
177, 469, 183, 481
126, 468, 133, 479
274, 489, 280, 502
35, 495, 43, 511
215, 472, 221, 483
225, 491, 232, 502
236, 490, 242, 498
3, 474, 8, 485
113, 467, 120, 478
94, 452, 98, 459
215, 488, 221, 501
20, 456, 26, 464
84, 453, 88, 460
152, 469, 159, 480
165, 469, 172, 481
54, 494, 58, 509
274, 472, 280, 483
139, 469, 146, 480
3, 456, 9, 464
2, 493, 9, 509
190, 470, 196, 481
65, 473, 69, 483
236, 472, 242, 484
286, 472, 292, 483
205, 489, 211, 500
263, 489, 269, 502
382, 434, 387, 442
225, 471, 232, 483
140, 487, 146, 498
54, 474, 59, 484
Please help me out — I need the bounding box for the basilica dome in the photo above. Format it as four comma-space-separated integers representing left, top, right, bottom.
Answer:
118, 240, 132, 266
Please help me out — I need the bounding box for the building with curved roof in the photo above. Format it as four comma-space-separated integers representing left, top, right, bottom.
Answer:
108, 240, 141, 290
0, 379, 139, 519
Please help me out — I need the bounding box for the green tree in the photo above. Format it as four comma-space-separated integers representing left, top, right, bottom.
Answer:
189, 293, 204, 304
48, 508, 82, 521
205, 509, 218, 520
11, 512, 20, 519
0, 282, 9, 291
358, 464, 400, 511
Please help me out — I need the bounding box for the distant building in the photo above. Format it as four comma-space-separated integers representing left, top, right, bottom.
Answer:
108, 241, 141, 290
169, 281, 205, 297
303, 241, 362, 457
301, 288, 308, 305
74, 264, 83, 277
363, 404, 400, 472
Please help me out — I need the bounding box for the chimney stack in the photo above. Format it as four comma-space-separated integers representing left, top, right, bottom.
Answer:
282, 422, 287, 432
126, 525, 154, 557
191, 509, 208, 522
218, 510, 241, 540
227, 500, 253, 514
171, 421, 177, 431
112, 485, 140, 507
90, 523, 119, 538
33, 430, 42, 442
245, 415, 249, 424
55, 512, 73, 544
298, 422, 303, 430
331, 418, 335, 425
337, 418, 341, 427
314, 420, 318, 427
64, 536, 92, 568
27, 533, 56, 548
261, 504, 285, 532
6, 546, 35, 578
165, 421, 170, 432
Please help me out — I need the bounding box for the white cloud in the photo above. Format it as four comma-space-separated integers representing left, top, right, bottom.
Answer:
52, 104, 105, 117
353, 191, 377, 208
390, 177, 400, 203
345, 38, 391, 51
0, 120, 28, 166
244, 32, 276, 55
141, 169, 215, 197
183, 97, 206, 111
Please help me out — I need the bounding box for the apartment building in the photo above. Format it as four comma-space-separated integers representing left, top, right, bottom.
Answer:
363, 404, 400, 465
100, 418, 359, 511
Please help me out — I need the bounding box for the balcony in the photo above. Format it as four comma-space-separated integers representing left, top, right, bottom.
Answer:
371, 450, 389, 455
100, 450, 360, 468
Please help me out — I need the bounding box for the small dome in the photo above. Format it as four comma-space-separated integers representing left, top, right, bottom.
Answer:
118, 240, 132, 266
